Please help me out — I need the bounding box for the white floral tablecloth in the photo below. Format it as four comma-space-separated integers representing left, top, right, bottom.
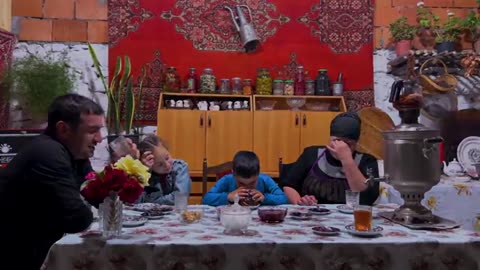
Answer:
43, 204, 480, 270
377, 176, 480, 230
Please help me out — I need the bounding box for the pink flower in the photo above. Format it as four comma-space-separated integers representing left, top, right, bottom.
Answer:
85, 171, 97, 181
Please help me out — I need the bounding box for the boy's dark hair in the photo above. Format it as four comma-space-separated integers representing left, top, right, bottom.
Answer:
232, 151, 260, 178
45, 94, 104, 135
137, 134, 168, 156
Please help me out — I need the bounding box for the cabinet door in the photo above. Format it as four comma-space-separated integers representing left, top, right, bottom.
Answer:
300, 112, 340, 149
253, 111, 301, 174
157, 110, 206, 172
205, 111, 253, 166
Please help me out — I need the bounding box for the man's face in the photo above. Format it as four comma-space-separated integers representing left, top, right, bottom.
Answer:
330, 136, 357, 152
60, 114, 104, 159
234, 175, 258, 189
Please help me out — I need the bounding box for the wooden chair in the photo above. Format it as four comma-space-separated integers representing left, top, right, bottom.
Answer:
202, 158, 233, 195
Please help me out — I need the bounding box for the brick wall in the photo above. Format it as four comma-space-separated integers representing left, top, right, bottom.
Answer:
374, 0, 479, 49
12, 0, 108, 43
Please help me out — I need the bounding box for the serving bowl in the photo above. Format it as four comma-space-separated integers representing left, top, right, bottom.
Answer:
258, 206, 288, 223
256, 100, 277, 111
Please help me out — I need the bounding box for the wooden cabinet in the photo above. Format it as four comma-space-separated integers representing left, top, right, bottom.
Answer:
157, 93, 346, 177
157, 93, 253, 175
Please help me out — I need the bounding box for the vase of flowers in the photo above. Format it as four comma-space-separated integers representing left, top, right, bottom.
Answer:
81, 155, 150, 237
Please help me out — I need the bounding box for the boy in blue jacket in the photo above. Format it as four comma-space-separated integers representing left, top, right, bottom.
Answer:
202, 151, 288, 206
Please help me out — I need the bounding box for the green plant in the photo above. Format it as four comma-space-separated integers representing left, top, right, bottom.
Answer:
417, 4, 439, 28
87, 43, 146, 135
390, 17, 417, 41
460, 10, 480, 42
434, 14, 462, 43
1, 51, 75, 122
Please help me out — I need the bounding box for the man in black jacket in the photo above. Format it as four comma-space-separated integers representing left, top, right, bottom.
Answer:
0, 94, 104, 269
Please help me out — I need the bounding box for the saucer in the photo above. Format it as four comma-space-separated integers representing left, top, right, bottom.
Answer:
337, 205, 354, 214
308, 208, 331, 215
345, 224, 383, 237
290, 211, 312, 220
312, 226, 340, 236
122, 215, 148, 227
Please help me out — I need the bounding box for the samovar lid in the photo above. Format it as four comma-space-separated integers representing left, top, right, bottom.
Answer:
383, 123, 440, 139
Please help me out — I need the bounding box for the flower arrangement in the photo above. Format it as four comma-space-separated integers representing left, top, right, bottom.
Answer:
80, 155, 150, 207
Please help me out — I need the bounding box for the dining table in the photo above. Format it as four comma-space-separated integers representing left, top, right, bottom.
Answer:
42, 204, 480, 270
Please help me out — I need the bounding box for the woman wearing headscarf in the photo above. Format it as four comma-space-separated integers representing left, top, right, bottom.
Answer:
280, 112, 379, 205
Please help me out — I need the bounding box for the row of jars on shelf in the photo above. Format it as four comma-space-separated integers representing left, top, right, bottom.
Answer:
163, 66, 342, 96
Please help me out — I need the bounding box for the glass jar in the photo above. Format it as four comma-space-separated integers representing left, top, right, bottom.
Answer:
294, 66, 305, 95
232, 77, 242, 95
219, 79, 231, 94
305, 80, 315, 95
315, 69, 331, 96
164, 67, 181, 92
273, 80, 284, 95
284, 80, 294, 95
242, 79, 253, 95
200, 68, 216, 93
185, 67, 198, 93
256, 68, 272, 95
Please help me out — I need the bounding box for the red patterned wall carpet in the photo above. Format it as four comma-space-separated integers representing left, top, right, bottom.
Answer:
109, 0, 375, 125
0, 29, 16, 129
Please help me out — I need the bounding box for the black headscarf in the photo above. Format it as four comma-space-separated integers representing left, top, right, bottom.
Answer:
330, 112, 361, 141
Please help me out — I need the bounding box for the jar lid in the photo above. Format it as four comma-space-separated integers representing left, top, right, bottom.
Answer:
273, 79, 284, 82
244, 79, 252, 81
168, 66, 176, 70
305, 79, 315, 82
220, 78, 230, 81
285, 80, 294, 82
189, 67, 196, 71
318, 69, 327, 72
232, 77, 241, 80
204, 68, 213, 71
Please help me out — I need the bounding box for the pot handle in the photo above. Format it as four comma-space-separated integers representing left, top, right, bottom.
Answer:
422, 137, 444, 159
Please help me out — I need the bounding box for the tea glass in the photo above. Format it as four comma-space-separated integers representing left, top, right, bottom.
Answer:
353, 205, 372, 231
174, 192, 189, 213
345, 190, 360, 208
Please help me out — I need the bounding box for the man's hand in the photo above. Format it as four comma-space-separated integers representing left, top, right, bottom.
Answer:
298, 195, 317, 206
140, 151, 155, 169
227, 188, 249, 202
327, 140, 353, 162
250, 189, 265, 204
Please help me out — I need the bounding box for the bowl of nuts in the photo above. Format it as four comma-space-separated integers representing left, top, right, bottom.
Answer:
180, 206, 204, 224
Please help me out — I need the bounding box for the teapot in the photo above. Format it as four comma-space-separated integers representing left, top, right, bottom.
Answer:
443, 158, 464, 177
220, 194, 251, 235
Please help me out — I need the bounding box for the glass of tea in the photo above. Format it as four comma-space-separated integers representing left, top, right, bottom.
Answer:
353, 205, 372, 231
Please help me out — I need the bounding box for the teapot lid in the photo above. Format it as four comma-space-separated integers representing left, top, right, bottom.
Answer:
223, 195, 250, 214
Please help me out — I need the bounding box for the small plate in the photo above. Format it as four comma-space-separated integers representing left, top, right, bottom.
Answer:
123, 215, 148, 227
308, 208, 331, 215
133, 204, 174, 213
345, 224, 383, 237
337, 205, 354, 214
312, 226, 340, 236
290, 211, 312, 220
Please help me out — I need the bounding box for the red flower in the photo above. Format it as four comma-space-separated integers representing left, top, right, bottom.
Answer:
80, 165, 145, 207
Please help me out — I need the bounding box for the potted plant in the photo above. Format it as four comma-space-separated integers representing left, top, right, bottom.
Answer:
0, 51, 75, 128
390, 16, 417, 56
416, 1, 437, 50
87, 43, 146, 144
460, 10, 480, 53
433, 12, 462, 52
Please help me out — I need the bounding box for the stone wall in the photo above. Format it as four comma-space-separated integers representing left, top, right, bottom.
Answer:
9, 0, 109, 170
